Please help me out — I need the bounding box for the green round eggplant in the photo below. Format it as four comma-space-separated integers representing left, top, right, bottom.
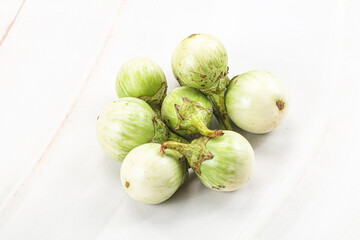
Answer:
96, 97, 155, 161
171, 33, 232, 130
161, 86, 223, 138
96, 97, 187, 162
161, 130, 255, 191
171, 34, 228, 90
116, 57, 167, 115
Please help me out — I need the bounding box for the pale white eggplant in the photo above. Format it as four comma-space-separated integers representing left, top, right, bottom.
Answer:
121, 143, 188, 204
226, 70, 289, 134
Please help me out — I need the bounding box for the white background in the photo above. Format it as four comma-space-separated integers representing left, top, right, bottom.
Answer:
1, 0, 360, 239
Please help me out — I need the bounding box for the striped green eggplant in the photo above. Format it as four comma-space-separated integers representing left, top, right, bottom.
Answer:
116, 57, 167, 116
96, 97, 185, 162
161, 130, 255, 191
161, 86, 223, 139
171, 33, 232, 130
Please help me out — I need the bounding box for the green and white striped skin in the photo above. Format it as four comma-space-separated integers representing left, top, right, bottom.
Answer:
161, 86, 219, 138
161, 131, 255, 191
171, 33, 228, 90
226, 70, 289, 134
198, 131, 255, 191
96, 97, 155, 162
116, 57, 167, 113
120, 143, 188, 204
171, 33, 232, 130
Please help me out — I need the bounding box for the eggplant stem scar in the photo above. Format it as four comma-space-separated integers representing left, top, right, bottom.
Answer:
276, 100, 285, 110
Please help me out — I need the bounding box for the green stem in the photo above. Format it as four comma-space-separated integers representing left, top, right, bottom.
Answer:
208, 91, 233, 130
160, 141, 194, 159
190, 115, 223, 138
168, 131, 189, 143
225, 75, 231, 87
174, 97, 222, 138
151, 115, 188, 143
150, 105, 162, 119
161, 137, 213, 175
139, 81, 167, 115
151, 115, 171, 143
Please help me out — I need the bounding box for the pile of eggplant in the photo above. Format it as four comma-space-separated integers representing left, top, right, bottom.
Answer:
96, 33, 289, 204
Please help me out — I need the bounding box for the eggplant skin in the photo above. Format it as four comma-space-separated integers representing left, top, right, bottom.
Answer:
116, 57, 166, 99
161, 86, 212, 138
198, 131, 255, 191
171, 33, 228, 90
226, 70, 289, 134
120, 143, 188, 204
96, 97, 155, 162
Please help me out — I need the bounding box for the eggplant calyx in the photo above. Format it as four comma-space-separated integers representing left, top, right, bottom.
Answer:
198, 69, 233, 130
151, 115, 188, 144
150, 115, 170, 143
199, 67, 229, 95
173, 97, 222, 138
139, 81, 167, 115
207, 91, 233, 130
161, 137, 213, 175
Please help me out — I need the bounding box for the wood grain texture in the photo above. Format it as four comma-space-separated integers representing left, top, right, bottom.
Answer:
0, 0, 359, 239
0, 0, 122, 209
0, 0, 25, 46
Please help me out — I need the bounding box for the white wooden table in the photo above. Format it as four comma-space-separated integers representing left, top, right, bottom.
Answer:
1, 0, 359, 239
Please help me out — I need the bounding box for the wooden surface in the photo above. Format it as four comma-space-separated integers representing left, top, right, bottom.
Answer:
1, 0, 359, 239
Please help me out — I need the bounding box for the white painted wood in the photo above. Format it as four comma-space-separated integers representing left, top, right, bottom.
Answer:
0, 0, 24, 46
0, 0, 359, 239
0, 0, 121, 206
